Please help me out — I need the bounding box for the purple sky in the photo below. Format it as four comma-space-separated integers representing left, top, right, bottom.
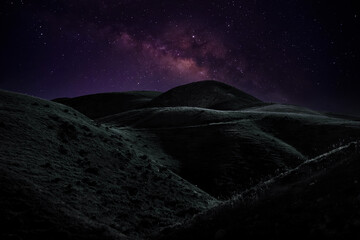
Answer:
1, 0, 360, 115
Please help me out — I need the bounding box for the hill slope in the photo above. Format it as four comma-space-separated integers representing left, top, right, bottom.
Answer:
0, 90, 217, 240
2, 80, 360, 239
100, 103, 360, 198
152, 141, 360, 239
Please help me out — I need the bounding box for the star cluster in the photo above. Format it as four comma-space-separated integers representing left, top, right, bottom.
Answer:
1, 0, 359, 115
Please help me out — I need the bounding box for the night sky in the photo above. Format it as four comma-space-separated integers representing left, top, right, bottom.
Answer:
1, 0, 359, 115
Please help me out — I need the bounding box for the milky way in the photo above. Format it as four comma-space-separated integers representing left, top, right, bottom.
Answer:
1, 0, 359, 115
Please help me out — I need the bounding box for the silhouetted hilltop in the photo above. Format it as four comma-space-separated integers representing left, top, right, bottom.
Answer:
53, 81, 262, 119
146, 80, 263, 110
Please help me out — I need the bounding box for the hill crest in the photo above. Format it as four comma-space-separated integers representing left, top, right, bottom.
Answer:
147, 80, 262, 110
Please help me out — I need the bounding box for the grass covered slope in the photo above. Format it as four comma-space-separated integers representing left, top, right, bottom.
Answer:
100, 103, 360, 199
100, 107, 307, 198
0, 90, 218, 240
153, 141, 360, 239
53, 91, 161, 119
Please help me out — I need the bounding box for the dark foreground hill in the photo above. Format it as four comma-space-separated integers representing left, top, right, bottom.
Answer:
0, 89, 216, 240
1, 80, 360, 239
152, 141, 360, 239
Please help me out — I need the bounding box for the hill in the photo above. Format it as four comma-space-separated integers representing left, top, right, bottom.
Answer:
1, 80, 360, 239
146, 80, 263, 110
53, 91, 161, 119
0, 89, 217, 240
152, 141, 360, 239
100, 96, 360, 198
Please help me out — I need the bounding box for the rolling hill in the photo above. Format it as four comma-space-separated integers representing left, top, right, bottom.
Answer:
0, 89, 217, 240
152, 141, 360, 239
1, 80, 360, 239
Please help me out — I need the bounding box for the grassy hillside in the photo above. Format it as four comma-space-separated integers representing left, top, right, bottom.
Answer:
153, 141, 360, 239
0, 90, 217, 240
100, 103, 360, 198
